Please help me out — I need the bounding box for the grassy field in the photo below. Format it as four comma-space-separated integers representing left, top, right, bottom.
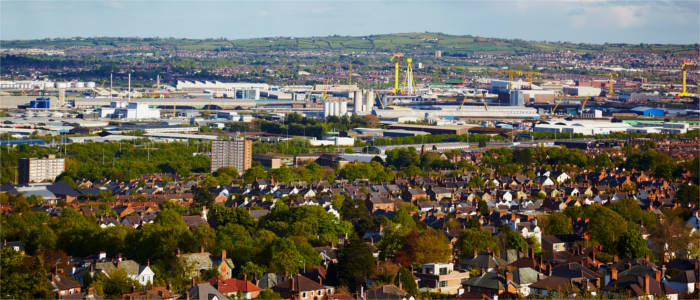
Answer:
2, 33, 697, 55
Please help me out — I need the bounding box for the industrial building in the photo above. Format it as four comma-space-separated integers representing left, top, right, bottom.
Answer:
563, 86, 601, 97
374, 106, 540, 119
98, 102, 161, 120
18, 155, 65, 184
211, 138, 253, 173
364, 142, 470, 155
386, 123, 470, 135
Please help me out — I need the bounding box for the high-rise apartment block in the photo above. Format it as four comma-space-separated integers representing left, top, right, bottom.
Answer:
18, 155, 65, 184
211, 138, 252, 173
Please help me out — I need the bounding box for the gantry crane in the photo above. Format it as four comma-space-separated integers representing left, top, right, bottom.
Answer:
459, 90, 488, 111
678, 60, 697, 97
522, 71, 541, 90
595, 72, 618, 96
496, 70, 523, 90
390, 53, 404, 94
401, 57, 416, 95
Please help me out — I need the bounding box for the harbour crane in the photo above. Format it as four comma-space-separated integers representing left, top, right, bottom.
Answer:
522, 71, 541, 90
321, 79, 330, 102
401, 57, 416, 95
597, 72, 618, 96
678, 60, 697, 97
460, 90, 489, 111
390, 53, 404, 94
496, 69, 523, 90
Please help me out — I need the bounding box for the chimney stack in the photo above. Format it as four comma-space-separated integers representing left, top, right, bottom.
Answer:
222, 249, 226, 260
644, 273, 650, 295
200, 245, 204, 253
611, 267, 618, 281
655, 269, 661, 282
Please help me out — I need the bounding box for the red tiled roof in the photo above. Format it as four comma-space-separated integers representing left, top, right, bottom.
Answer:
216, 278, 261, 294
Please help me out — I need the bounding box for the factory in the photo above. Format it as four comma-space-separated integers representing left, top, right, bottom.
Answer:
98, 101, 161, 120
374, 106, 540, 119
533, 119, 691, 135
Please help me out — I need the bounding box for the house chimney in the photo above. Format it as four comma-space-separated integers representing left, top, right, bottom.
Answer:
244, 273, 247, 283
611, 267, 618, 281
613, 254, 619, 263
200, 245, 204, 253
147, 259, 150, 267
473, 249, 478, 258
644, 273, 650, 295
222, 249, 226, 260
655, 269, 661, 282
177, 248, 181, 256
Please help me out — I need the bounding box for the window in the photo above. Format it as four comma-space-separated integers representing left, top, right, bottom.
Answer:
439, 281, 448, 287
317, 290, 323, 296
311, 291, 314, 296
302, 292, 307, 298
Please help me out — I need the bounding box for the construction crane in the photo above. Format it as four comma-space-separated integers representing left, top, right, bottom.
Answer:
522, 71, 541, 90
401, 57, 416, 95
321, 79, 330, 102
580, 97, 592, 115
481, 90, 488, 111
390, 53, 404, 94
376, 91, 385, 109
551, 99, 562, 116
496, 70, 523, 90
678, 60, 697, 97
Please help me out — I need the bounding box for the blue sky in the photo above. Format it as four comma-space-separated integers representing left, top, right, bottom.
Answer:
1, 0, 698, 44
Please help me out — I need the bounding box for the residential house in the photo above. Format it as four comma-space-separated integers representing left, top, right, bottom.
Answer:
178, 248, 234, 280
51, 274, 82, 297
272, 274, 334, 300
183, 282, 229, 300
416, 262, 469, 294
365, 284, 414, 300
462, 272, 506, 299
402, 188, 427, 203
215, 277, 261, 299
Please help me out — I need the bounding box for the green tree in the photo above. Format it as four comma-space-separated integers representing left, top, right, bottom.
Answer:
412, 230, 451, 265
505, 230, 528, 251
396, 267, 418, 296
541, 213, 572, 235
0, 248, 53, 299
455, 228, 499, 260
616, 226, 650, 259
338, 238, 375, 292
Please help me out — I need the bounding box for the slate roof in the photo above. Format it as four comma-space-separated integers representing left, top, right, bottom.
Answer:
463, 272, 506, 291
184, 282, 229, 300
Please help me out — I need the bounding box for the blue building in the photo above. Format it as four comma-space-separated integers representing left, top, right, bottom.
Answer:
28, 97, 50, 109
631, 106, 665, 117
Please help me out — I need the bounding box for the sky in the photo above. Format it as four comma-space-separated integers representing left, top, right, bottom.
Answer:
1, 0, 699, 44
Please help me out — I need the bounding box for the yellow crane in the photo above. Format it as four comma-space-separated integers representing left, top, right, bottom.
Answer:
401, 57, 416, 95
376, 91, 385, 109
390, 53, 404, 94
99, 79, 106, 89
678, 60, 697, 97
321, 79, 330, 102
481, 91, 488, 111
496, 70, 523, 90
601, 72, 618, 95
522, 71, 541, 90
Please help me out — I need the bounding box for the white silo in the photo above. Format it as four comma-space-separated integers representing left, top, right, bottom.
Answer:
323, 101, 331, 118
353, 91, 363, 114
365, 90, 375, 111
340, 101, 348, 116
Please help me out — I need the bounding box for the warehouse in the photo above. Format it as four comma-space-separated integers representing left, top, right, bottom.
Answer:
386, 123, 470, 135
630, 107, 665, 117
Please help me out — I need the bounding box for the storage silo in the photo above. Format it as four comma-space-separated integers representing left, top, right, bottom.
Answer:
340, 101, 348, 116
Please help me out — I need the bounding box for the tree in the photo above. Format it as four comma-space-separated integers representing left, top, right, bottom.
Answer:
240, 261, 265, 281
584, 206, 626, 251
338, 238, 375, 292
396, 267, 418, 296
676, 184, 699, 207
455, 228, 499, 260
477, 199, 488, 216
616, 226, 650, 259
91, 268, 139, 299
0, 248, 53, 299
361, 114, 379, 128
505, 230, 528, 251
541, 213, 572, 235
412, 230, 451, 265
243, 165, 267, 184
